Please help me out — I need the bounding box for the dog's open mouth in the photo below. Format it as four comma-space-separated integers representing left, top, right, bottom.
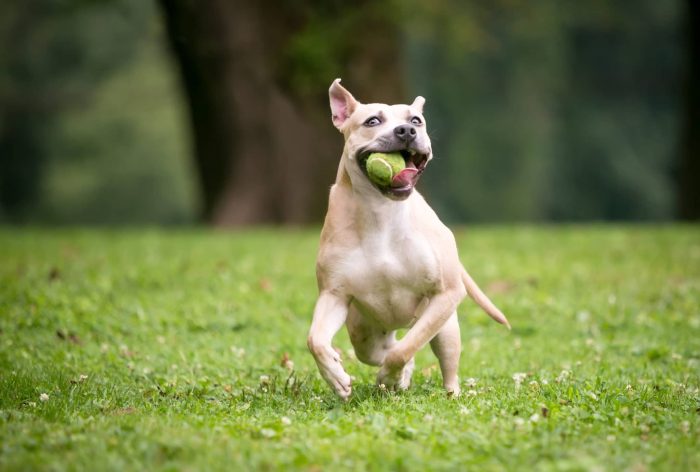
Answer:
358, 149, 429, 199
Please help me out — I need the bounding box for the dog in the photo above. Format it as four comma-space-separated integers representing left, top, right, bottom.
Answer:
307, 79, 510, 399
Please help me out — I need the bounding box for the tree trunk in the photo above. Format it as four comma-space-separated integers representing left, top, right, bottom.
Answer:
679, 0, 700, 219
158, 0, 404, 226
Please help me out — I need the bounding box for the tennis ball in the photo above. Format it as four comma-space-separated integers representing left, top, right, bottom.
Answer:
365, 152, 405, 187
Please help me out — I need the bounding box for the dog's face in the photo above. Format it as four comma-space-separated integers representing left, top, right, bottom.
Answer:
329, 79, 432, 200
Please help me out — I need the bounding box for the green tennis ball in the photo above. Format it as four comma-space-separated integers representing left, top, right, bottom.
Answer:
365, 152, 405, 186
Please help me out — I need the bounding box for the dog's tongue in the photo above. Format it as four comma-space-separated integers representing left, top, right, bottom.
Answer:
391, 161, 419, 188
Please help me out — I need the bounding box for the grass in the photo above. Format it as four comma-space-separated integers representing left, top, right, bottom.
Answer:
0, 225, 698, 471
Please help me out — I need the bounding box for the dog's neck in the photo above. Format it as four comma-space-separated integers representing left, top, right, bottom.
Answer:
336, 156, 413, 238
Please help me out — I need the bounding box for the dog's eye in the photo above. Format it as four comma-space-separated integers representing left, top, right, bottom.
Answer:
410, 116, 423, 125
364, 116, 381, 127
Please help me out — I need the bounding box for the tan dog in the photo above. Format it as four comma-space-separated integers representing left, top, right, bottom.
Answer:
307, 79, 510, 399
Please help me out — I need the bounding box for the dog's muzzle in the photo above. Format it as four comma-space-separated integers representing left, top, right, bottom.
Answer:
357, 147, 429, 200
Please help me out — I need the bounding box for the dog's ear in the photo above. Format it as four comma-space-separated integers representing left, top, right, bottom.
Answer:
411, 96, 425, 114
329, 78, 358, 130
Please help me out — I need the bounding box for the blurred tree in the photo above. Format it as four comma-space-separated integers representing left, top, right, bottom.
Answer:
547, 1, 681, 220
0, 1, 67, 221
405, 2, 566, 221
0, 0, 150, 222
158, 0, 404, 225
0, 0, 688, 225
679, 0, 700, 219
407, 0, 682, 222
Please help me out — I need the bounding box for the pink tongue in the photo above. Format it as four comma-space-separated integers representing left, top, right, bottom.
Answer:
391, 168, 418, 188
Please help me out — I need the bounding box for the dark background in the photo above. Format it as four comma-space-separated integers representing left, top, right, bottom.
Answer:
1, 0, 697, 226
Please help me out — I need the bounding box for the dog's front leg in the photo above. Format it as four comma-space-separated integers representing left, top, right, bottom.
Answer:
377, 287, 465, 391
307, 291, 352, 399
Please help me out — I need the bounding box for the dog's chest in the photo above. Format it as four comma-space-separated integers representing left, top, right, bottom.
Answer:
341, 232, 440, 328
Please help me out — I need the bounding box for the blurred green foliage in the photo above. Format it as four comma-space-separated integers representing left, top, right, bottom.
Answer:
409, 0, 682, 222
0, 0, 685, 224
407, 0, 683, 220
0, 0, 195, 224
38, 37, 196, 224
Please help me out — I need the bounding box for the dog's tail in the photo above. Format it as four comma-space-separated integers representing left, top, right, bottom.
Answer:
461, 267, 511, 329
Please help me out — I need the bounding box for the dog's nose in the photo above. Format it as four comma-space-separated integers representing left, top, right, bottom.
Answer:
394, 124, 417, 143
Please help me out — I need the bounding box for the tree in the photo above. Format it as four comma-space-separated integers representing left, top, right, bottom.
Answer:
0, 0, 150, 222
158, 0, 404, 225
678, 0, 700, 219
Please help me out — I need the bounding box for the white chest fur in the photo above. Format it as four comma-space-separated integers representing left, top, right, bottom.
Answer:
338, 199, 441, 329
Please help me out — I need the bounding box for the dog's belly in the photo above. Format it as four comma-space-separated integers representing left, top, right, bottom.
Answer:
340, 241, 439, 330
351, 289, 428, 331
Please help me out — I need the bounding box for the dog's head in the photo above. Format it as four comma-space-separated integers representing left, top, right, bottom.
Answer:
329, 78, 432, 200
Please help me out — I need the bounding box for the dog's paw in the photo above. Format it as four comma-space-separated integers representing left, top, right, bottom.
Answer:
330, 371, 352, 400
377, 358, 415, 392
446, 384, 461, 398
310, 342, 352, 400
319, 365, 352, 400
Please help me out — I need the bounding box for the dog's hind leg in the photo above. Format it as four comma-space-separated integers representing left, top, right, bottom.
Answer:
377, 288, 464, 393
429, 312, 461, 396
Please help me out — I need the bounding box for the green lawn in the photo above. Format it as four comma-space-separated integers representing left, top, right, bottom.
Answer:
1, 226, 698, 471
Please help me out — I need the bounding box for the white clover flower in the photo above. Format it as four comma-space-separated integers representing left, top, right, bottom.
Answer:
467, 389, 478, 397
281, 416, 292, 426
512, 372, 527, 389
78, 374, 88, 382
39, 393, 49, 402
529, 380, 539, 390
555, 370, 570, 383
529, 413, 540, 423
459, 406, 470, 416
465, 377, 477, 388
514, 417, 525, 427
